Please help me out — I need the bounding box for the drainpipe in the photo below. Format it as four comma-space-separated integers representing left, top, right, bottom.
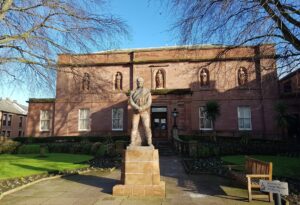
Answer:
129, 51, 134, 90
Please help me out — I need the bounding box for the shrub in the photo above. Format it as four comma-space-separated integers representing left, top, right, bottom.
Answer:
13, 135, 129, 144
47, 143, 70, 153
95, 144, 107, 157
0, 140, 20, 154
91, 142, 102, 155
18, 144, 47, 154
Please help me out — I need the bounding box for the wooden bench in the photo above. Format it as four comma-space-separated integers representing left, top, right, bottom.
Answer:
230, 156, 273, 202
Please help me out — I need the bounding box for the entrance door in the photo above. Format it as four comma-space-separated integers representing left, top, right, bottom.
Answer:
151, 107, 168, 138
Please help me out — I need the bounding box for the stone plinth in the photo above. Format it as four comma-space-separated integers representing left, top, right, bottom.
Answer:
113, 146, 165, 197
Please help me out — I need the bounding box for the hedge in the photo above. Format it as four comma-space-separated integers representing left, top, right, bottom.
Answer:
13, 135, 129, 144
17, 144, 47, 154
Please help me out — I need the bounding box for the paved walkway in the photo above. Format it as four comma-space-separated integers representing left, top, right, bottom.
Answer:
0, 156, 271, 205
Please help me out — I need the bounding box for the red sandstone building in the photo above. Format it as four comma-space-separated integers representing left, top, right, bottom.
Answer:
0, 98, 27, 138
26, 45, 280, 139
279, 68, 300, 138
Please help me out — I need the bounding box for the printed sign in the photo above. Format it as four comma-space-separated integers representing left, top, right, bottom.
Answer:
259, 180, 289, 196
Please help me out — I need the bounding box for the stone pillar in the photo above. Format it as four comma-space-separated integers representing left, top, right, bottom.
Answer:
113, 146, 165, 197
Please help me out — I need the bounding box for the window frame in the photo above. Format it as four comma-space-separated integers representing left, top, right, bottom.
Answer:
19, 116, 23, 128
40, 110, 51, 132
112, 108, 124, 131
2, 113, 7, 126
7, 114, 12, 126
237, 106, 252, 130
78, 108, 90, 131
199, 106, 213, 130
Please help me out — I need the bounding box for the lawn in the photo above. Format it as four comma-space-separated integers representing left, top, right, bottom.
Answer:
0, 153, 93, 180
222, 155, 300, 179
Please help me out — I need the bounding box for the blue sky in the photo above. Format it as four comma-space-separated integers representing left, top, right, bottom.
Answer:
1, 0, 178, 105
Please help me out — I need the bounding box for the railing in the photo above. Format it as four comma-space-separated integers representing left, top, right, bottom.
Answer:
173, 135, 188, 156
172, 130, 300, 158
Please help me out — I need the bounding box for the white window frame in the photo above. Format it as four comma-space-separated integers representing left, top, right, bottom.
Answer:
2, 113, 7, 126
237, 106, 252, 130
199, 107, 213, 130
112, 108, 124, 131
78, 109, 90, 131
40, 110, 51, 132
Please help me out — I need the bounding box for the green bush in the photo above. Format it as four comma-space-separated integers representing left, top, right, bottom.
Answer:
13, 135, 129, 144
18, 144, 47, 154
47, 143, 69, 153
46, 142, 92, 154
95, 144, 107, 157
91, 142, 102, 155
0, 140, 20, 154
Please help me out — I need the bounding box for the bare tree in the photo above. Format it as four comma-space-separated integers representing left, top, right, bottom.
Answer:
0, 0, 128, 93
166, 0, 300, 76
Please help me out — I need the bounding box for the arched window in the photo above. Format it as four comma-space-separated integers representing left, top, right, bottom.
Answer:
115, 72, 123, 90
155, 69, 165, 89
199, 68, 209, 86
82, 73, 90, 90
238, 67, 248, 86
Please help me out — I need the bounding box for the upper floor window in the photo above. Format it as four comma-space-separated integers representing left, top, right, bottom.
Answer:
112, 108, 123, 131
200, 68, 209, 86
7, 114, 12, 126
2, 113, 7, 126
238, 67, 248, 86
199, 107, 213, 130
40, 110, 50, 131
79, 109, 90, 131
115, 72, 123, 90
19, 116, 23, 128
82, 73, 90, 90
237, 106, 252, 130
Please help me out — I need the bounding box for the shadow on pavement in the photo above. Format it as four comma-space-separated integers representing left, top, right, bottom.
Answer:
62, 174, 119, 194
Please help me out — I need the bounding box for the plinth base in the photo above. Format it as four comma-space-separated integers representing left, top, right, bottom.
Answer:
113, 181, 165, 197
112, 146, 165, 197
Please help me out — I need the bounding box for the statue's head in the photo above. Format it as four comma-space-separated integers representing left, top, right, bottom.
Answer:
137, 77, 144, 88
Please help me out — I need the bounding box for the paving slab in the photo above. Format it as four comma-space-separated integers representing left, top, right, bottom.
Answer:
0, 156, 271, 205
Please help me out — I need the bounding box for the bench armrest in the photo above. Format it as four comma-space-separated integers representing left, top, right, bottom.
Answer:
246, 174, 271, 178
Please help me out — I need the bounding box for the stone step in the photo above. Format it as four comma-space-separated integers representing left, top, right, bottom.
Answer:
153, 140, 176, 156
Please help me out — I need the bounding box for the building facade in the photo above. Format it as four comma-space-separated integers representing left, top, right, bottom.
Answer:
0, 98, 27, 138
279, 68, 300, 139
26, 45, 280, 139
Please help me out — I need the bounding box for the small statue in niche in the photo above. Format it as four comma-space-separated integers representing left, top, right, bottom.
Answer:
115, 72, 122, 90
238, 68, 247, 86
82, 73, 90, 90
200, 69, 209, 86
155, 70, 164, 89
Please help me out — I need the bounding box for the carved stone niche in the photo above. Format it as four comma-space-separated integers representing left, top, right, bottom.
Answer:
114, 72, 123, 90
199, 68, 209, 87
153, 69, 166, 89
82, 72, 90, 91
238, 67, 248, 86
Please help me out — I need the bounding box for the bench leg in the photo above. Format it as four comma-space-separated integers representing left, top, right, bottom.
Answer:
269, 192, 273, 202
247, 177, 252, 202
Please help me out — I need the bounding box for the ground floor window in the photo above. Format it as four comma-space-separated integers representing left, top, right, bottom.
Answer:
238, 106, 252, 130
79, 109, 90, 131
112, 108, 123, 131
40, 110, 50, 131
199, 107, 213, 130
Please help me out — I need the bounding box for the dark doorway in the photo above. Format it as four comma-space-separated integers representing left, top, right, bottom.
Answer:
151, 107, 168, 138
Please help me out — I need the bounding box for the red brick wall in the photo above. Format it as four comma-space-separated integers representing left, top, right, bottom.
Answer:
26, 102, 54, 137
27, 45, 280, 138
0, 111, 27, 138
